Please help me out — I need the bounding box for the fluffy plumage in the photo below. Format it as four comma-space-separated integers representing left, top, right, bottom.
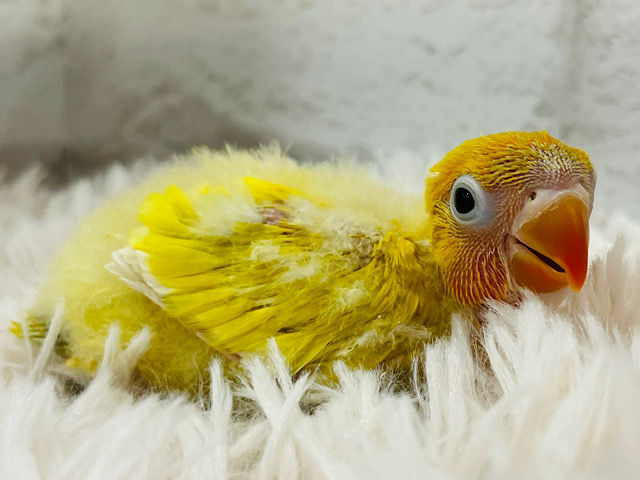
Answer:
23, 131, 595, 393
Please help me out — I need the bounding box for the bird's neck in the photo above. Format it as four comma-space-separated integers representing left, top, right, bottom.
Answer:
369, 226, 460, 331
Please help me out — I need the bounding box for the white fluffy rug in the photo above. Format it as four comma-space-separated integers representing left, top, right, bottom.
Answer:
2, 157, 640, 479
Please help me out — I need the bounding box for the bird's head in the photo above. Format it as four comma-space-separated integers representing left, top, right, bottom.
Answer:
425, 131, 595, 306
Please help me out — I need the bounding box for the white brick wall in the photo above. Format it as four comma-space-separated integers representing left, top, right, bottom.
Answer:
0, 0, 65, 168
1, 0, 638, 217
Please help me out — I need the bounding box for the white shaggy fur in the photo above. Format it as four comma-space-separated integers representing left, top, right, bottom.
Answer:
1, 158, 640, 479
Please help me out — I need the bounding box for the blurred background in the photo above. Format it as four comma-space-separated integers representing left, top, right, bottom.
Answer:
1, 0, 639, 218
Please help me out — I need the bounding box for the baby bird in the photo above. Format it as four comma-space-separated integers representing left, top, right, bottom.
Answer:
25, 131, 595, 392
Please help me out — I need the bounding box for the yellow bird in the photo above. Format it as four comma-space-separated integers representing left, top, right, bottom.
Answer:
23, 131, 595, 393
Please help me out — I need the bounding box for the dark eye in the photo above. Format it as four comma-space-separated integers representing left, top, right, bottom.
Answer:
454, 187, 475, 214
449, 175, 491, 225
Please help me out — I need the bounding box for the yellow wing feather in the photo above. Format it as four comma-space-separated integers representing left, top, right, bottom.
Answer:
117, 178, 455, 374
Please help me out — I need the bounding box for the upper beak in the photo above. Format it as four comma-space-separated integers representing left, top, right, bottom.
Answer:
508, 188, 590, 294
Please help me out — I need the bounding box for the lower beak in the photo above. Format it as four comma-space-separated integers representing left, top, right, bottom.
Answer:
509, 192, 590, 293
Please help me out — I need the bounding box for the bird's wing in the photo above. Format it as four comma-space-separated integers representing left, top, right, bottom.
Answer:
107, 176, 450, 372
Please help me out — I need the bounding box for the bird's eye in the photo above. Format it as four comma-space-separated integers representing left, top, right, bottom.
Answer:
449, 175, 491, 225
454, 187, 475, 214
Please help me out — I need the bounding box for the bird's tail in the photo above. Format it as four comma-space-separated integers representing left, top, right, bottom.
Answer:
11, 315, 48, 340
11, 315, 68, 357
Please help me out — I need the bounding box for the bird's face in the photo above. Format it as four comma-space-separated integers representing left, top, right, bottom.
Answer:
425, 131, 596, 306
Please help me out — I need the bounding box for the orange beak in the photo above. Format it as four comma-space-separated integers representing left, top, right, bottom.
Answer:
509, 193, 590, 293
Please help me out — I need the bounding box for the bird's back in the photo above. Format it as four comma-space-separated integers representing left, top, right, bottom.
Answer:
30, 146, 455, 391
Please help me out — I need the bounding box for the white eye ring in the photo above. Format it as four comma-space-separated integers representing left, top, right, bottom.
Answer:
449, 175, 491, 225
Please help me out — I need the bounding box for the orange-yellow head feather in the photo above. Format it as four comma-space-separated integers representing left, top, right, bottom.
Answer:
425, 131, 595, 306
